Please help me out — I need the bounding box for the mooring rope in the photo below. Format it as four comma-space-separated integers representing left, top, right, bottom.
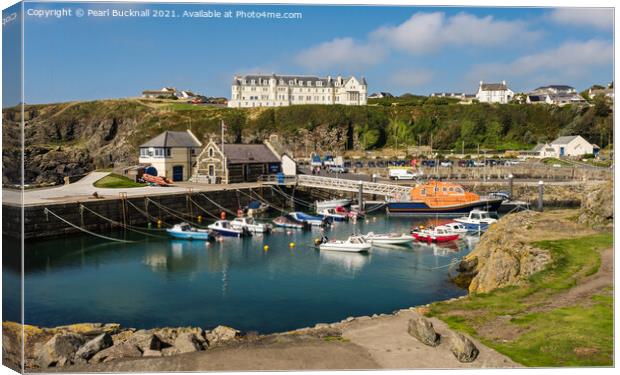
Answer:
199, 193, 237, 216
237, 188, 287, 213
79, 205, 167, 239
187, 195, 222, 220
146, 198, 208, 228
271, 186, 313, 207
124, 199, 171, 228
43, 208, 136, 243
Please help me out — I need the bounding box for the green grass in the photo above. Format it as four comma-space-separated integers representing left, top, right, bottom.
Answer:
93, 173, 146, 188
163, 103, 218, 111
541, 157, 572, 167
427, 232, 613, 367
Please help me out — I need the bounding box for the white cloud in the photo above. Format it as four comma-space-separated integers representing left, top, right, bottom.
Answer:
389, 69, 434, 89
549, 8, 613, 30
371, 11, 538, 54
294, 11, 538, 70
467, 39, 613, 88
293, 37, 387, 71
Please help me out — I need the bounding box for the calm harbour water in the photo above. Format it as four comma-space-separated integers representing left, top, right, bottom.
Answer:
3, 214, 478, 334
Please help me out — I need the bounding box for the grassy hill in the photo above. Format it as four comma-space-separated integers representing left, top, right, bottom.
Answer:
1, 97, 613, 185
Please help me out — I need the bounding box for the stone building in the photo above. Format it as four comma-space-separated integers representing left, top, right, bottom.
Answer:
138, 130, 202, 181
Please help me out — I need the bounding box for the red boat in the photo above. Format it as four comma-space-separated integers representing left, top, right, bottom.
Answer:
411, 225, 460, 243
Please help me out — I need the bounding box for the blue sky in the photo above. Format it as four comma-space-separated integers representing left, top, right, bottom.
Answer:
4, 1, 615, 105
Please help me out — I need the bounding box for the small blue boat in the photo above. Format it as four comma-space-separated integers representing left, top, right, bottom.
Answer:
167, 223, 218, 241
289, 211, 330, 226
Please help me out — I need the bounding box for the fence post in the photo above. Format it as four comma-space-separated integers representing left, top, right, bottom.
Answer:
537, 180, 544, 211
358, 180, 364, 211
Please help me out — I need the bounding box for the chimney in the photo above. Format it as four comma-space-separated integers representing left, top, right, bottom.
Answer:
479, 80, 483, 86
502, 80, 506, 86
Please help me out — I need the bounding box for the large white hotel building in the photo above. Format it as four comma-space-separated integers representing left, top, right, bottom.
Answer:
227, 74, 368, 108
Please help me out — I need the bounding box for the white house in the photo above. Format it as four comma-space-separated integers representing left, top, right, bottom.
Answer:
138, 130, 203, 181
368, 92, 394, 99
550, 135, 595, 157
531, 85, 577, 95
476, 81, 514, 104
526, 93, 587, 107
228, 74, 368, 108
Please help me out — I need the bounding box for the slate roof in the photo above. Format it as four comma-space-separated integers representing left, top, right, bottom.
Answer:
222, 144, 280, 164
550, 135, 580, 145
140, 131, 202, 148
232, 74, 367, 88
534, 85, 575, 91
480, 83, 508, 91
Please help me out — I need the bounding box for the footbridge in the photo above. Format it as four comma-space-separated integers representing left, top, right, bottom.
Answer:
261, 174, 411, 200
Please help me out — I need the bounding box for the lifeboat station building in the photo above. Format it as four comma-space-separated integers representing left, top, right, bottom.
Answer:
191, 140, 296, 184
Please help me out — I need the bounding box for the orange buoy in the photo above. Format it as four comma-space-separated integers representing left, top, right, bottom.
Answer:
220, 211, 226, 220
237, 208, 244, 218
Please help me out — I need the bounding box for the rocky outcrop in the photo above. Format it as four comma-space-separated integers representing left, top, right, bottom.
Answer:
2, 321, 250, 370
407, 317, 440, 347
35, 333, 87, 367
578, 180, 613, 227
75, 333, 113, 361
457, 211, 552, 293
449, 333, 479, 363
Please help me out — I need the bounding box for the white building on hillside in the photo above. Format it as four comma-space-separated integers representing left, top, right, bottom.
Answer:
475, 81, 514, 104
228, 74, 367, 108
549, 135, 595, 157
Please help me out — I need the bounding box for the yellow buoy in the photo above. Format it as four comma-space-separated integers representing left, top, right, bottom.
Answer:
157, 219, 162, 228
197, 215, 203, 223
263, 245, 269, 251
289, 242, 296, 248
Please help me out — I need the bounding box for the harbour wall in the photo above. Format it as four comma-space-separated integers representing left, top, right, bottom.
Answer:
3, 187, 303, 241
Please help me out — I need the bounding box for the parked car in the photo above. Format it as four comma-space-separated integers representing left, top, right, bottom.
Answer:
354, 161, 364, 168
367, 161, 376, 168
440, 161, 453, 167
376, 160, 386, 167
473, 160, 486, 167
328, 166, 348, 173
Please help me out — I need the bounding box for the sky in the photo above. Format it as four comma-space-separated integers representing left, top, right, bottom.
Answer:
2, 1, 615, 105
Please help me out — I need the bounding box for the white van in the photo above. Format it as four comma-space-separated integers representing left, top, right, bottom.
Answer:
389, 168, 417, 180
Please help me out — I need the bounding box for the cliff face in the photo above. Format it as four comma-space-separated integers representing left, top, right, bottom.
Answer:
457, 211, 552, 294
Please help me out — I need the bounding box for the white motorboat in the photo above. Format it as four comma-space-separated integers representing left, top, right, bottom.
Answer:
318, 235, 371, 253
207, 220, 249, 237
315, 198, 350, 211
230, 217, 272, 233
362, 232, 415, 246
454, 210, 498, 232
318, 208, 348, 222
443, 222, 469, 234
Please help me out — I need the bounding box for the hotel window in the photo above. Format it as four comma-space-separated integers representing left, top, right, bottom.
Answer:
307, 96, 311, 100
251, 79, 255, 84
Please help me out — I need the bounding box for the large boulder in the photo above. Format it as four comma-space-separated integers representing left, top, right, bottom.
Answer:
461, 211, 552, 293
205, 326, 240, 346
407, 317, 440, 347
125, 330, 164, 351
449, 333, 479, 363
172, 333, 204, 353
75, 333, 113, 361
578, 181, 613, 227
35, 333, 86, 367
89, 342, 142, 363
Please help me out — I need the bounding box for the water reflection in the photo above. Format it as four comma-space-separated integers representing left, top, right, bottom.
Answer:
11, 214, 478, 332
319, 251, 370, 275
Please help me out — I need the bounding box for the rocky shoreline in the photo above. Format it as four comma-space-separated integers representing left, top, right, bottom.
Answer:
3, 298, 479, 372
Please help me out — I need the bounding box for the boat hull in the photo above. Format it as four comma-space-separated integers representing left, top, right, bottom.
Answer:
412, 232, 459, 243
319, 244, 370, 253
387, 198, 503, 217
208, 227, 245, 237
453, 220, 491, 232
166, 230, 214, 241
368, 237, 415, 245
